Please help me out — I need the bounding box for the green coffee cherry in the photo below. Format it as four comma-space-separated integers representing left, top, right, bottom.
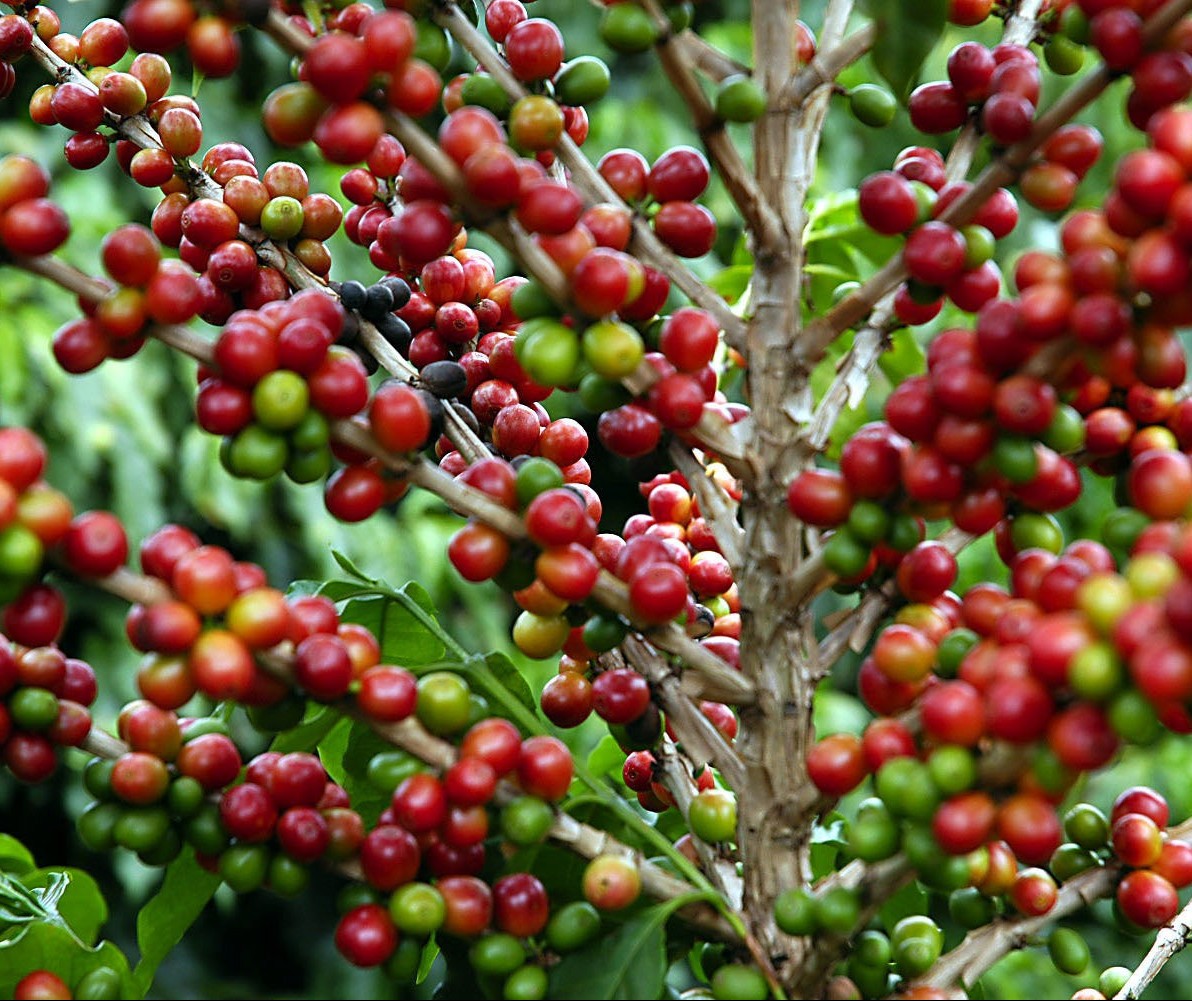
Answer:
716, 75, 767, 123
849, 84, 897, 127
555, 56, 611, 106
600, 4, 658, 53
1048, 926, 1090, 975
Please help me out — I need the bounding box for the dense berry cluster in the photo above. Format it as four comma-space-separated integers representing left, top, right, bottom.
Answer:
0, 425, 131, 649
0, 636, 97, 784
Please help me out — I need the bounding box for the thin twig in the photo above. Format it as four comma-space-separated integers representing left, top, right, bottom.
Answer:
651, 736, 784, 994
591, 572, 757, 705
802, 310, 894, 453
787, 549, 832, 612
1114, 896, 1192, 999
668, 441, 744, 570
675, 30, 751, 83
653, 736, 744, 906
621, 635, 748, 791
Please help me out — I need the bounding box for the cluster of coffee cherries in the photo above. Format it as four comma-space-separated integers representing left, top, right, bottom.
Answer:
279, 5, 441, 160
770, 786, 1186, 1000
533, 466, 740, 729
788, 382, 1080, 591
121, 0, 256, 80
804, 522, 1192, 925
68, 677, 605, 1001
1062, 787, 1191, 930
0, 10, 47, 106
0, 425, 143, 653
911, 36, 1110, 216
0, 427, 71, 645
127, 523, 410, 709
858, 146, 1020, 323
911, 1, 1192, 145
597, 143, 718, 260
452, 4, 608, 153
153, 144, 343, 313
53, 219, 200, 372
1062, 0, 1192, 133
84, 606, 635, 1001
193, 284, 371, 490
795, 96, 1192, 595
911, 41, 1044, 147
0, 635, 97, 784
19, 9, 204, 181
445, 443, 742, 674
79, 707, 256, 870
0, 151, 69, 260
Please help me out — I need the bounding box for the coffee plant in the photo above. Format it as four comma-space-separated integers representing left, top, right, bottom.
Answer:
9, 0, 1192, 997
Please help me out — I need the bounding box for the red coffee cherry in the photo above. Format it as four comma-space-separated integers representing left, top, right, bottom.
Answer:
807, 733, 866, 796
335, 904, 398, 967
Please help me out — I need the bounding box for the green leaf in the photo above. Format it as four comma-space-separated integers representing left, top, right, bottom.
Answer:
338, 585, 447, 668
0, 836, 34, 876
321, 724, 386, 824
812, 688, 870, 738
827, 399, 874, 461
503, 844, 588, 899
706, 265, 752, 305
548, 896, 706, 1000
286, 579, 324, 598
270, 705, 338, 754
314, 715, 354, 788
879, 880, 929, 930
0, 866, 136, 999
21, 869, 106, 947
132, 849, 220, 995
877, 329, 926, 386
318, 580, 371, 602
586, 734, 626, 783
469, 652, 537, 716
417, 935, 439, 984
810, 816, 847, 880
863, 0, 948, 98
330, 548, 376, 584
